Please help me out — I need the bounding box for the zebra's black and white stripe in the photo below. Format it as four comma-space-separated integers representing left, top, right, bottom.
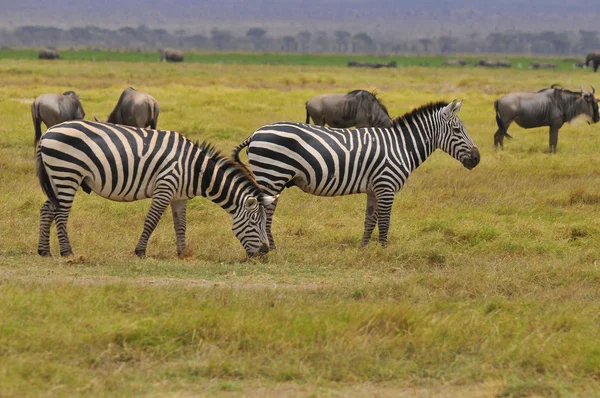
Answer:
233, 100, 480, 249
36, 120, 276, 258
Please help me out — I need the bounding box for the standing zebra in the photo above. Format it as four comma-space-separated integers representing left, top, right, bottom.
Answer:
36, 121, 277, 258
233, 100, 480, 249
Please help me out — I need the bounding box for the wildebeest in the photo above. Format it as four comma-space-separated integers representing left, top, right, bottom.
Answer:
443, 59, 468, 66
32, 91, 85, 147
160, 49, 184, 62
347, 61, 397, 69
305, 90, 392, 128
38, 48, 60, 60
95, 87, 159, 129
585, 51, 600, 72
494, 85, 599, 153
477, 59, 512, 68
529, 62, 556, 69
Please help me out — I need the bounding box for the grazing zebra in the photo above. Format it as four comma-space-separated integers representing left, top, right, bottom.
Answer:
36, 121, 277, 258
233, 100, 480, 249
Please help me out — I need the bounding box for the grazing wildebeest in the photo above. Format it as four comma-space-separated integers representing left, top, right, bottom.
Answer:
529, 62, 556, 69
477, 59, 512, 68
160, 49, 184, 62
443, 59, 468, 66
494, 85, 599, 153
38, 48, 60, 60
347, 61, 396, 69
305, 90, 392, 128
31, 91, 85, 147
585, 51, 600, 72
95, 87, 159, 129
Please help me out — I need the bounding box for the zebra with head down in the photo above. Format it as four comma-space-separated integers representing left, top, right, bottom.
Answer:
36, 120, 277, 258
233, 100, 480, 250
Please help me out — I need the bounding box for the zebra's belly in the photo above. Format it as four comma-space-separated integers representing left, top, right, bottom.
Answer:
292, 174, 367, 197
85, 177, 154, 202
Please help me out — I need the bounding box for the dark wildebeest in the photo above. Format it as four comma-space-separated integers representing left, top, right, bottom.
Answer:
477, 59, 512, 68
443, 59, 468, 66
95, 87, 159, 129
160, 49, 184, 62
585, 51, 600, 72
347, 61, 396, 69
529, 62, 556, 69
31, 91, 85, 147
494, 85, 599, 153
38, 48, 60, 60
305, 90, 392, 128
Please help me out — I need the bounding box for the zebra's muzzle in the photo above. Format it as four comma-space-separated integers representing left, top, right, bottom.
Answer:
462, 147, 480, 170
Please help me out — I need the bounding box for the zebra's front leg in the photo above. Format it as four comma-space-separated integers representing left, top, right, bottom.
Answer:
38, 200, 56, 256
265, 198, 279, 251
360, 192, 378, 248
135, 190, 173, 258
171, 200, 188, 257
375, 191, 396, 248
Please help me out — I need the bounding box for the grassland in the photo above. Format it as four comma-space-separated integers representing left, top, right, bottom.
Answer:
0, 48, 585, 69
1, 55, 600, 396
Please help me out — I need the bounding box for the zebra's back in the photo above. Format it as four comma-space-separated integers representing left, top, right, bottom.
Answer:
39, 121, 196, 202
249, 122, 391, 196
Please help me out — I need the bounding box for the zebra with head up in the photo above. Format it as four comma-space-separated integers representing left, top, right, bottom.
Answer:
36, 121, 277, 258
233, 100, 480, 249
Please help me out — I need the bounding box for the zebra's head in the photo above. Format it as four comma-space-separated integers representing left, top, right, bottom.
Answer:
437, 100, 480, 170
232, 193, 278, 257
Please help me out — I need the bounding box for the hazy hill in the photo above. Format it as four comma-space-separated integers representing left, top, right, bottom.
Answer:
1, 0, 598, 38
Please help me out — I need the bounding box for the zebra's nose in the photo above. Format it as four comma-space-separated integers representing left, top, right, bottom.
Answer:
259, 243, 269, 254
471, 148, 480, 167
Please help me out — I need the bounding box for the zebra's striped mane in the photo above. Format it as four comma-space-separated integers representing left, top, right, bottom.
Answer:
196, 141, 262, 195
393, 101, 449, 126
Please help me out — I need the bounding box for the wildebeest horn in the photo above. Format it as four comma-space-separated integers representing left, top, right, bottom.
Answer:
581, 86, 584, 95
94, 114, 100, 122
592, 86, 596, 95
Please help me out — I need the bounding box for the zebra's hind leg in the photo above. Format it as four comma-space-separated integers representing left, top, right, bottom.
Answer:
135, 188, 173, 258
375, 190, 395, 248
360, 192, 378, 248
171, 200, 188, 257
38, 200, 56, 256
54, 207, 74, 257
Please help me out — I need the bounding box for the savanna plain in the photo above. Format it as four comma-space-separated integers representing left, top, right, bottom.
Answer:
1, 54, 600, 397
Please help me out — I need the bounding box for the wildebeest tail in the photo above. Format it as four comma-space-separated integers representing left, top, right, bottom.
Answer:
31, 101, 43, 150
36, 149, 59, 210
305, 102, 311, 124
494, 100, 512, 139
150, 101, 160, 130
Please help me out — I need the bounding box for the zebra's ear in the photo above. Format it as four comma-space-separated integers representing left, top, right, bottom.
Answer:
441, 99, 458, 117
454, 99, 464, 113
259, 194, 278, 207
245, 197, 259, 210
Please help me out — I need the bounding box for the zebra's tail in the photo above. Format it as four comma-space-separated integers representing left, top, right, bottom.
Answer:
494, 100, 512, 139
32, 101, 43, 150
305, 103, 311, 124
232, 135, 253, 163
36, 149, 59, 209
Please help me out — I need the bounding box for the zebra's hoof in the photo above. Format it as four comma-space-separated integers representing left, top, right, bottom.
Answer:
135, 249, 146, 258
60, 250, 73, 257
38, 249, 51, 257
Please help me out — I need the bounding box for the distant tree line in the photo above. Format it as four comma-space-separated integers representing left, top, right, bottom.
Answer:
1, 25, 600, 56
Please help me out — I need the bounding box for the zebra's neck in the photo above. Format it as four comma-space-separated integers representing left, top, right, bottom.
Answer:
391, 108, 440, 171
192, 145, 259, 213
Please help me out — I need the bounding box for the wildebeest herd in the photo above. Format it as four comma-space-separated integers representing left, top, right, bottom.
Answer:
31, 76, 598, 258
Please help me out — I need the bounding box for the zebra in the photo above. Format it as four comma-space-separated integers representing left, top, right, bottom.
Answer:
232, 100, 480, 249
36, 120, 277, 258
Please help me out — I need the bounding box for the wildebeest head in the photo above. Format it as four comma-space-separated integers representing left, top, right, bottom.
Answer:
63, 91, 85, 120
438, 99, 480, 170
579, 86, 599, 124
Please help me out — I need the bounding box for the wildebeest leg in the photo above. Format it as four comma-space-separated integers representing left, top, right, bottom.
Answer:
135, 184, 174, 257
171, 200, 188, 257
375, 189, 395, 248
549, 126, 560, 154
38, 200, 55, 256
494, 120, 513, 150
360, 191, 378, 248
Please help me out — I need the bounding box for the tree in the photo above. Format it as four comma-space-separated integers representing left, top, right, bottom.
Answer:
246, 27, 267, 50
352, 32, 376, 53
334, 30, 351, 53
296, 30, 311, 52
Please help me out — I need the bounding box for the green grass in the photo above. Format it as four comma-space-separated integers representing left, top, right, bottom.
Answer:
0, 48, 587, 69
1, 56, 600, 396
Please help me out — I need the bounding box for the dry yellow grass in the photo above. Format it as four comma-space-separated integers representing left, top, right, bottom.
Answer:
1, 58, 600, 396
